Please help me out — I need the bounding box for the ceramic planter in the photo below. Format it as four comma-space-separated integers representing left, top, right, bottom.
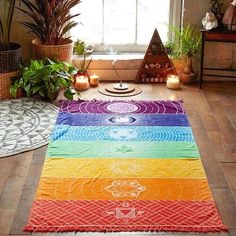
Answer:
180, 72, 196, 84
172, 58, 185, 76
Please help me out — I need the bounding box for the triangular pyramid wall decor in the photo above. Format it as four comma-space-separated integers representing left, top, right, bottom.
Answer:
135, 29, 177, 83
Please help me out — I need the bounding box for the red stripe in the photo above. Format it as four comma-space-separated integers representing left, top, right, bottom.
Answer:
24, 200, 227, 233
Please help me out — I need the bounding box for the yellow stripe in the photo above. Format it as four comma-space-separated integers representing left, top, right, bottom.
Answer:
42, 158, 206, 179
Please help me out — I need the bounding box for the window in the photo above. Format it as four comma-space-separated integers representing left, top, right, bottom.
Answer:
71, 0, 182, 52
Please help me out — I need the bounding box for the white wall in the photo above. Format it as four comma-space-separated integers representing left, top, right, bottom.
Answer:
9, 1, 34, 59
182, 0, 236, 81
183, 0, 230, 27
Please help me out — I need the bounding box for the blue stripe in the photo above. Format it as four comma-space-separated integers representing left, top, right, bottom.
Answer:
56, 112, 190, 127
52, 125, 194, 142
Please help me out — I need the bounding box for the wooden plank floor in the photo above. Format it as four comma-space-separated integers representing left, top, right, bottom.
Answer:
0, 82, 236, 236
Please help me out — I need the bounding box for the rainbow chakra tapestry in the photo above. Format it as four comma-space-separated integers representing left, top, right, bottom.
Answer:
24, 100, 227, 233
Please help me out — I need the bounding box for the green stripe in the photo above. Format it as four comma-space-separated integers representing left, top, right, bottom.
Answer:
46, 141, 200, 159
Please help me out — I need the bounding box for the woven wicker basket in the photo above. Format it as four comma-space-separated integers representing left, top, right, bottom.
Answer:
0, 43, 22, 73
0, 71, 19, 99
32, 38, 74, 63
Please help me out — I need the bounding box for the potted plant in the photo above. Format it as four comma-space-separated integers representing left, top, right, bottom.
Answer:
74, 39, 86, 55
168, 25, 201, 83
0, 0, 22, 73
10, 58, 78, 100
18, 0, 81, 62
0, 0, 22, 99
164, 41, 174, 55
74, 53, 92, 90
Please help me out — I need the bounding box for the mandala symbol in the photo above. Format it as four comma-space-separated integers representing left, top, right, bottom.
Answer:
106, 102, 138, 113
109, 128, 138, 140
108, 116, 137, 124
105, 180, 146, 198
115, 145, 133, 153
109, 160, 141, 175
106, 202, 144, 219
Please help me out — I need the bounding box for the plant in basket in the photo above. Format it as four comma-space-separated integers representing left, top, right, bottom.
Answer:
18, 0, 81, 62
0, 0, 22, 99
10, 58, 79, 100
0, 0, 22, 73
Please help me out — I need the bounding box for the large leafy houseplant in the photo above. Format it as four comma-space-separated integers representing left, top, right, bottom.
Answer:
18, 0, 81, 62
18, 0, 80, 45
0, 0, 16, 50
10, 58, 78, 100
0, 0, 22, 74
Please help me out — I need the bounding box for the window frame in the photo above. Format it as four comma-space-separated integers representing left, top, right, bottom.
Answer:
72, 0, 183, 53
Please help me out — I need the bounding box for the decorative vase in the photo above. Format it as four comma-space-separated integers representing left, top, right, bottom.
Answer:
222, 0, 236, 30
32, 38, 74, 63
172, 58, 185, 76
182, 58, 194, 74
0, 43, 22, 73
180, 72, 195, 84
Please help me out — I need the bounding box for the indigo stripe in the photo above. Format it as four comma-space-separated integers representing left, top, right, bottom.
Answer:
56, 112, 190, 127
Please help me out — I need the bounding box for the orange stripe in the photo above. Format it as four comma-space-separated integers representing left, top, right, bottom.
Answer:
36, 177, 213, 201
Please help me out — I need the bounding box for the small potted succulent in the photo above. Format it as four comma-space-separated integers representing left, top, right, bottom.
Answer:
18, 0, 81, 62
10, 58, 78, 100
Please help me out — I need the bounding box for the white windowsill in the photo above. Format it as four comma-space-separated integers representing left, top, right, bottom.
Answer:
72, 53, 144, 81
73, 53, 144, 61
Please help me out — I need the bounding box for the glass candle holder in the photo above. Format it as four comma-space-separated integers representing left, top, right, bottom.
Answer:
90, 74, 99, 87
166, 75, 180, 90
75, 73, 90, 91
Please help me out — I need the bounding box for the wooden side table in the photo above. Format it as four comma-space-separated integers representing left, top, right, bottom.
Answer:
199, 29, 236, 88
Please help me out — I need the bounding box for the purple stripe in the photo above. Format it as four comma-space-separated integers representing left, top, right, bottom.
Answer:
59, 100, 185, 114
56, 112, 189, 127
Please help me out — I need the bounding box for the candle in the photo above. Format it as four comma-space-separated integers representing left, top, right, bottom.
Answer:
90, 74, 99, 87
75, 75, 90, 91
166, 75, 180, 90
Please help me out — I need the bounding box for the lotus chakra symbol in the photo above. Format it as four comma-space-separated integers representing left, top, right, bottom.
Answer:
105, 180, 146, 198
